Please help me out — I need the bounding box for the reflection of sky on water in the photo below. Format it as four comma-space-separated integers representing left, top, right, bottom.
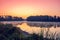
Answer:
17, 23, 41, 34
1, 21, 60, 38
17, 22, 60, 33
17, 22, 60, 38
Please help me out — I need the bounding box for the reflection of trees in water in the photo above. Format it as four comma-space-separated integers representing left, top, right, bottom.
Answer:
0, 22, 60, 40
27, 22, 60, 28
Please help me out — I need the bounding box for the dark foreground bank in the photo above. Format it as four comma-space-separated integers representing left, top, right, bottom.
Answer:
0, 23, 59, 40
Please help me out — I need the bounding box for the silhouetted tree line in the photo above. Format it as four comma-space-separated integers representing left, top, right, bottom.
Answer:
27, 15, 60, 22
0, 16, 24, 21
0, 15, 60, 22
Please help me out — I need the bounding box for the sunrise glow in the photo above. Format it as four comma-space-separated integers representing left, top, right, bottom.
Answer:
0, 0, 60, 18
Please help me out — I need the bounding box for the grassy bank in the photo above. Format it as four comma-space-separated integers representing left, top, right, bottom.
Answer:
0, 23, 59, 40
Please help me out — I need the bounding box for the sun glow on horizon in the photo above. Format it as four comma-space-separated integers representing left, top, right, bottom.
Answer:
0, 0, 60, 19
6, 6, 40, 18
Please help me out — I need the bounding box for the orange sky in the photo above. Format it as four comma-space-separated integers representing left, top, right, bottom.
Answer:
0, 0, 60, 18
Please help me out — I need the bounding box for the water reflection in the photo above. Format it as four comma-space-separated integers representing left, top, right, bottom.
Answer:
17, 22, 60, 39
17, 23, 41, 34
1, 21, 60, 39
27, 22, 60, 28
0, 21, 23, 26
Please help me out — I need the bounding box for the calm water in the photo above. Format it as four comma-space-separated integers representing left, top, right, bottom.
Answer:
1, 21, 60, 38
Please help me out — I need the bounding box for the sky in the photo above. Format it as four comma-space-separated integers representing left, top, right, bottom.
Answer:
0, 0, 60, 18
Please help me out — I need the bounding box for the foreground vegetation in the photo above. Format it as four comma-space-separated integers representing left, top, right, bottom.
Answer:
0, 23, 60, 40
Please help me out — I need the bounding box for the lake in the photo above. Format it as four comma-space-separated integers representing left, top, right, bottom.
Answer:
0, 21, 60, 39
